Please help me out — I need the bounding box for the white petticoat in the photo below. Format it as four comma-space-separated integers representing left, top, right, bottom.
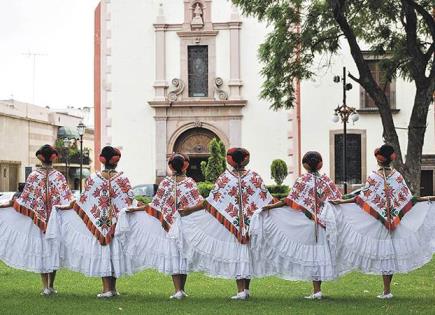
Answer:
331, 201, 435, 275
170, 210, 274, 279
46, 208, 132, 278
0, 207, 59, 273
250, 205, 342, 281
116, 210, 187, 275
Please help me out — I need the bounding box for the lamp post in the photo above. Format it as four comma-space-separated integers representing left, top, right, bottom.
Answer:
77, 122, 86, 193
63, 138, 72, 186
332, 66, 359, 194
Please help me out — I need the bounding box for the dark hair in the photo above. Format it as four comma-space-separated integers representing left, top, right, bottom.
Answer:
100, 146, 121, 168
375, 144, 395, 166
231, 149, 245, 165
168, 153, 187, 174
18, 183, 26, 192
13, 183, 26, 200
302, 151, 323, 172
226, 148, 250, 168
35, 144, 58, 164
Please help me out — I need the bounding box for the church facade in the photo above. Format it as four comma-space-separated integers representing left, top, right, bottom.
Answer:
93, 0, 435, 195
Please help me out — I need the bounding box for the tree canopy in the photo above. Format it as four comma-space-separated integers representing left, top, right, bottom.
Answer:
232, 0, 435, 193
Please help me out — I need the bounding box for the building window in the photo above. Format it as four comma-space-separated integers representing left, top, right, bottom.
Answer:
334, 133, 362, 185
421, 155, 435, 196
360, 58, 396, 109
188, 45, 208, 97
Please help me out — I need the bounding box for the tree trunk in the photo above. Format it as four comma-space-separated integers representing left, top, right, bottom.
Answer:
329, 0, 435, 195
400, 83, 434, 195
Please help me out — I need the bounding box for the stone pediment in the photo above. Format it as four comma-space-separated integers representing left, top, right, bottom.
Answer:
148, 99, 247, 108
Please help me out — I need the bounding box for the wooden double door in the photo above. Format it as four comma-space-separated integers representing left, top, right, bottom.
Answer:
0, 163, 19, 192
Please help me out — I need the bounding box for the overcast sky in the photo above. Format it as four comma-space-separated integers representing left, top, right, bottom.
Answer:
0, 0, 100, 109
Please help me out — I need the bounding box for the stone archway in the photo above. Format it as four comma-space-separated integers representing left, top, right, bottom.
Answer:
173, 127, 220, 182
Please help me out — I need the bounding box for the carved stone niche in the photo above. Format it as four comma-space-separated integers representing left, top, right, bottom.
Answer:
183, 0, 213, 32
191, 3, 204, 29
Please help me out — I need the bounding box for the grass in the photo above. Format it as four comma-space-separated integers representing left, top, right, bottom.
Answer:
0, 261, 434, 315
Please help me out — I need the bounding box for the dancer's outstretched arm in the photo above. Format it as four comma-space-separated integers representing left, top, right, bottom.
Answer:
0, 200, 13, 208
179, 202, 204, 217
414, 196, 435, 202
263, 200, 286, 211
57, 200, 76, 210
330, 197, 356, 205
126, 204, 148, 213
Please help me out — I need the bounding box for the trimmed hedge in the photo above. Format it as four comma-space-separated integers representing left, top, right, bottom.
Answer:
135, 195, 152, 205
271, 159, 288, 186
266, 185, 290, 200
197, 181, 215, 198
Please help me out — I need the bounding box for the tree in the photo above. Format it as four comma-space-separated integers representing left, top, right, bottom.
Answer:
232, 0, 434, 194
271, 159, 289, 185
200, 138, 227, 182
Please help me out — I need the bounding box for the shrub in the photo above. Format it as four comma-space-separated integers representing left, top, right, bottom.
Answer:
200, 138, 226, 183
135, 195, 152, 205
197, 181, 214, 198
271, 159, 288, 186
266, 184, 290, 199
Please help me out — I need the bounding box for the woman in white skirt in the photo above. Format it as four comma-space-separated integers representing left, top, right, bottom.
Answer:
330, 144, 435, 299
178, 148, 274, 300
0, 144, 73, 295
51, 146, 135, 298
252, 151, 343, 300
124, 153, 203, 300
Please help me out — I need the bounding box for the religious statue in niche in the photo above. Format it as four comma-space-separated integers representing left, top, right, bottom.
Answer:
191, 3, 204, 29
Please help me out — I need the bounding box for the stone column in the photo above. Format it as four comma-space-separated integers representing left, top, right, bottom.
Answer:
155, 116, 168, 179
228, 7, 243, 100
153, 4, 168, 101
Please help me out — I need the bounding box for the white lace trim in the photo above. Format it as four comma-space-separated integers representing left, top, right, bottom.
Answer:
0, 209, 59, 273
48, 208, 133, 278
249, 205, 343, 281
333, 203, 435, 275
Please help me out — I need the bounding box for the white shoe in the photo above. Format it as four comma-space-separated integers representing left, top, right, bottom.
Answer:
41, 288, 52, 296
97, 291, 114, 299
169, 291, 185, 300
244, 289, 250, 298
181, 290, 188, 297
304, 291, 323, 300
48, 288, 57, 295
112, 291, 120, 296
377, 292, 393, 299
231, 291, 248, 300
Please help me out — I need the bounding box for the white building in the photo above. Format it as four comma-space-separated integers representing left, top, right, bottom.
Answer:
0, 99, 95, 191
93, 0, 435, 195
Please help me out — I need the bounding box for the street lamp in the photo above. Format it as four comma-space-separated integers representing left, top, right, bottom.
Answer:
77, 122, 86, 193
332, 66, 359, 194
63, 138, 72, 185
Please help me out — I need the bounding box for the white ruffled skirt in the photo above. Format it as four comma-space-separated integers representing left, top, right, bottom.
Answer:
0, 207, 59, 273
171, 210, 274, 279
47, 208, 132, 278
117, 210, 187, 275
250, 206, 341, 281
330, 202, 435, 275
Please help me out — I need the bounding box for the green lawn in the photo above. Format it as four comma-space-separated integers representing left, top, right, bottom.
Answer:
0, 261, 434, 315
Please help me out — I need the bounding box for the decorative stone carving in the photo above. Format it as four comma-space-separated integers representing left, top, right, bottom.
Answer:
215, 77, 228, 100
193, 120, 203, 128
167, 78, 185, 101
191, 3, 204, 29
